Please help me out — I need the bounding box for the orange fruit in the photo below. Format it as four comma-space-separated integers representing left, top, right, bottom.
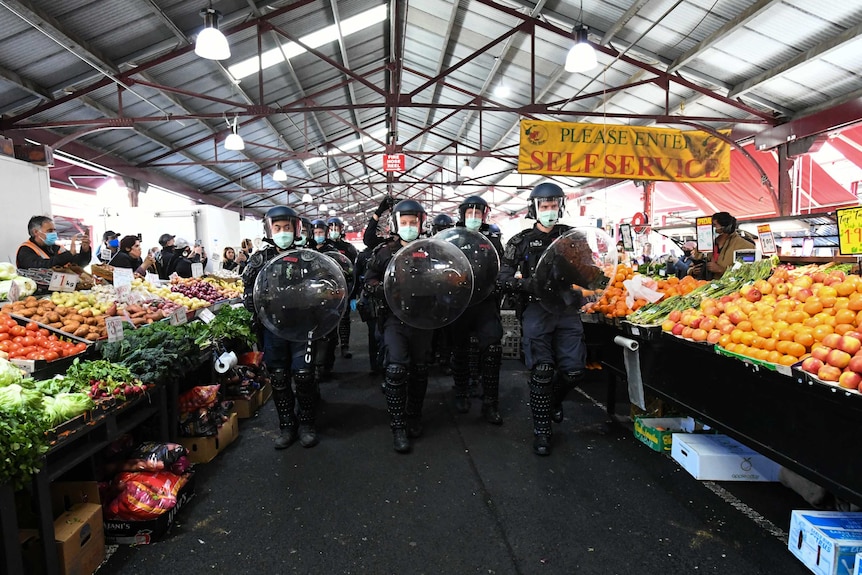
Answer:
812, 324, 834, 341
778, 328, 797, 341
835, 323, 855, 335
834, 308, 856, 325
784, 341, 807, 357
779, 355, 798, 366
803, 300, 823, 316
766, 350, 783, 363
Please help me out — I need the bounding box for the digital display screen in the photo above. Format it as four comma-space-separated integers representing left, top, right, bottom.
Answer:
734, 249, 756, 263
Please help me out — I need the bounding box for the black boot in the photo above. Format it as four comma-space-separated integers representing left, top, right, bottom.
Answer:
552, 370, 583, 424
480, 344, 503, 425
385, 364, 410, 453
294, 369, 319, 448
271, 370, 297, 450
530, 364, 554, 456
468, 336, 481, 398
451, 346, 471, 413
406, 364, 428, 439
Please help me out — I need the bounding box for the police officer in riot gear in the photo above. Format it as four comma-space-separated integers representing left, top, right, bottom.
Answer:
294, 217, 312, 248
431, 213, 454, 234
327, 216, 359, 358
448, 196, 505, 424
365, 199, 433, 453
308, 218, 343, 382
499, 183, 589, 455
243, 207, 320, 449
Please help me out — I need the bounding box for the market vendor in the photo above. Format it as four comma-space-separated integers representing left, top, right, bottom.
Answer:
110, 235, 155, 276
695, 212, 754, 279
16, 215, 92, 269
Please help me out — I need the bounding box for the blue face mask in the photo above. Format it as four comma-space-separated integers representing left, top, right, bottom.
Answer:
44, 232, 59, 246
294, 233, 307, 247
398, 225, 420, 242
108, 239, 119, 248
314, 234, 326, 245
272, 232, 294, 249
464, 217, 483, 231
537, 210, 559, 228
329, 230, 341, 241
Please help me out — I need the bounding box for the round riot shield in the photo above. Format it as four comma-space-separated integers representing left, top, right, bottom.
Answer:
533, 227, 617, 314
435, 227, 500, 305
253, 249, 348, 341
322, 250, 356, 295
383, 238, 473, 330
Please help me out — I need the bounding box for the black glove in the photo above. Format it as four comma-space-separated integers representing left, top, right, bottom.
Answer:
375, 196, 394, 217
365, 282, 382, 296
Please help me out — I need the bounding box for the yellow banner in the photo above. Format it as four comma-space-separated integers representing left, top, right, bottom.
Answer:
518, 120, 731, 182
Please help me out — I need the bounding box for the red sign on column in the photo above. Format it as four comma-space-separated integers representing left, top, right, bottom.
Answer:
383, 154, 405, 172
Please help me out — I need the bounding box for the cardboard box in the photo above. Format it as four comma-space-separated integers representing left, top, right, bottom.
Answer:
178, 412, 238, 463
0, 135, 13, 157
259, 382, 271, 405
671, 433, 781, 482
54, 503, 105, 575
787, 510, 862, 575
51, 482, 101, 518
633, 417, 694, 452
20, 529, 45, 575
232, 385, 267, 418
103, 474, 195, 545
13, 143, 53, 165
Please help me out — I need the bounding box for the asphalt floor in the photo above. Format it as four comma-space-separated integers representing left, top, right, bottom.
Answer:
98, 319, 814, 575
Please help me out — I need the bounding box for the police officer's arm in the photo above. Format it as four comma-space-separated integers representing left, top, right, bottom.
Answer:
241, 252, 267, 314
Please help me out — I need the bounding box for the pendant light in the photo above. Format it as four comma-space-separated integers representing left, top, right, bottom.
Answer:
301, 193, 313, 203
565, 25, 597, 73
272, 163, 287, 182
460, 158, 474, 179
195, 4, 231, 61
224, 116, 244, 151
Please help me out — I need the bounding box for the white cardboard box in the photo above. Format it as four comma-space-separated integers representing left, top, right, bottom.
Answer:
787, 510, 862, 575
670, 433, 781, 482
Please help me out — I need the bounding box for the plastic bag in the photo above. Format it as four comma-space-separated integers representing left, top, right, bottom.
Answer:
121, 442, 189, 473
623, 275, 664, 310
106, 471, 191, 520
178, 384, 220, 412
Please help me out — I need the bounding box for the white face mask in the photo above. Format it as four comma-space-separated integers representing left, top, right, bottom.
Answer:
398, 225, 420, 242
272, 232, 294, 249
538, 210, 559, 227
464, 217, 483, 231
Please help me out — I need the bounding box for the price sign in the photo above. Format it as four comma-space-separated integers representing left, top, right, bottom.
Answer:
49, 272, 79, 293
169, 306, 188, 326
145, 272, 160, 286
696, 216, 714, 252
7, 280, 20, 303
105, 316, 125, 342
757, 224, 776, 255
837, 206, 862, 255
169, 272, 180, 281
191, 263, 204, 278
116, 284, 131, 300
198, 307, 216, 324
113, 267, 134, 287
10, 359, 35, 374
618, 223, 633, 251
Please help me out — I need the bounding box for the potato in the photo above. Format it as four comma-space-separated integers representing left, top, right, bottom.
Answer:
79, 309, 93, 318
85, 332, 100, 341
73, 326, 90, 338
45, 312, 60, 323
62, 320, 81, 331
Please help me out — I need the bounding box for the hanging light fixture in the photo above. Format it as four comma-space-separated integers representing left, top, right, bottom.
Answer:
565, 25, 597, 73
319, 204, 328, 213
195, 4, 231, 61
493, 79, 510, 98
223, 116, 244, 151
272, 163, 287, 182
301, 193, 313, 203
460, 158, 474, 179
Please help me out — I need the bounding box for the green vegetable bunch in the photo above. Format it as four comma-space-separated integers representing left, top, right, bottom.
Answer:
190, 306, 256, 348
100, 322, 200, 384
0, 402, 49, 490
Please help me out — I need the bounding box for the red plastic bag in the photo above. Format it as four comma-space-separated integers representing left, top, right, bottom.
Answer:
178, 385, 220, 412
106, 471, 190, 521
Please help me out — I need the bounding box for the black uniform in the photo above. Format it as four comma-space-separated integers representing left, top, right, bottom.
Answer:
365, 237, 434, 452
243, 241, 316, 447
448, 223, 505, 424
328, 237, 359, 356
355, 247, 382, 374
309, 238, 350, 380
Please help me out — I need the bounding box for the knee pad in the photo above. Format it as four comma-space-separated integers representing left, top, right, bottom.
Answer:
483, 344, 502, 368
530, 363, 554, 386
385, 364, 408, 385
270, 369, 290, 392
292, 369, 315, 387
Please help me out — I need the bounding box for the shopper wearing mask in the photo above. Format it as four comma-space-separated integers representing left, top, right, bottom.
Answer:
221, 246, 243, 272
243, 206, 319, 449
689, 212, 754, 279
499, 183, 606, 456
240, 238, 254, 258
155, 233, 176, 279
96, 230, 120, 263
170, 239, 205, 279
110, 235, 156, 276
365, 199, 434, 453
447, 196, 505, 425
17, 215, 92, 269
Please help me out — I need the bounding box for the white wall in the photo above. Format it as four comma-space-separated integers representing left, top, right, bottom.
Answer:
196, 205, 241, 269
0, 155, 52, 264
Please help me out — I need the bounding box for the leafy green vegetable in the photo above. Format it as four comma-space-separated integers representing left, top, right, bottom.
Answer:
0, 402, 49, 490
41, 393, 94, 427
0, 358, 25, 387
100, 322, 200, 384
63, 358, 137, 391
0, 383, 43, 411
187, 306, 256, 347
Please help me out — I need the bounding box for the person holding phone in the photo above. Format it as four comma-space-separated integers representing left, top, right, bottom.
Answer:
16, 216, 91, 269
110, 235, 155, 276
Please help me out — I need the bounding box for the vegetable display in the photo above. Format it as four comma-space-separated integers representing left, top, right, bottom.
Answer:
100, 322, 200, 384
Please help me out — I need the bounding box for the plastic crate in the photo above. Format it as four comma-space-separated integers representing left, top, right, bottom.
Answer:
502, 334, 522, 359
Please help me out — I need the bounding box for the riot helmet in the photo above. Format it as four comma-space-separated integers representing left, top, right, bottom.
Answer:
527, 182, 565, 226
458, 195, 490, 231
391, 199, 427, 242
264, 206, 300, 238
295, 217, 312, 247
311, 218, 328, 245
327, 216, 344, 241
431, 213, 454, 234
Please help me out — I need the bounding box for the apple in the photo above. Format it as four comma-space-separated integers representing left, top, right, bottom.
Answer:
844, 331, 862, 342
690, 316, 703, 329
707, 330, 721, 344
810, 346, 831, 363
848, 355, 862, 373
700, 317, 717, 331
801, 357, 824, 374
826, 349, 852, 369
668, 310, 682, 323
822, 333, 843, 349
728, 309, 748, 325
817, 364, 842, 382
774, 283, 790, 295
672, 323, 684, 336
838, 370, 862, 390
745, 288, 762, 303
837, 335, 862, 356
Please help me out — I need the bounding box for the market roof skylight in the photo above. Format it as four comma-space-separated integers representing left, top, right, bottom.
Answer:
228, 5, 387, 80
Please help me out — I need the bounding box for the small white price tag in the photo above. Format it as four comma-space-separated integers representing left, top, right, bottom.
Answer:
113, 267, 134, 287
7, 280, 20, 302
169, 272, 179, 281
11, 359, 35, 374
757, 224, 776, 255
198, 308, 216, 324
49, 272, 79, 292
191, 263, 204, 278
105, 316, 125, 342
116, 284, 131, 300
145, 272, 160, 286
170, 306, 188, 326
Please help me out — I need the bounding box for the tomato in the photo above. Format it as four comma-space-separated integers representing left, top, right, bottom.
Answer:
0, 324, 7, 334
12, 336, 23, 344
38, 328, 49, 337
43, 351, 59, 362
9, 325, 26, 337
21, 336, 36, 347
0, 341, 10, 352
25, 322, 38, 332
48, 334, 58, 341
0, 333, 8, 341
74, 343, 88, 354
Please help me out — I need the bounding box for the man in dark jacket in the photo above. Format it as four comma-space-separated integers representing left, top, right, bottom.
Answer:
16, 215, 91, 269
